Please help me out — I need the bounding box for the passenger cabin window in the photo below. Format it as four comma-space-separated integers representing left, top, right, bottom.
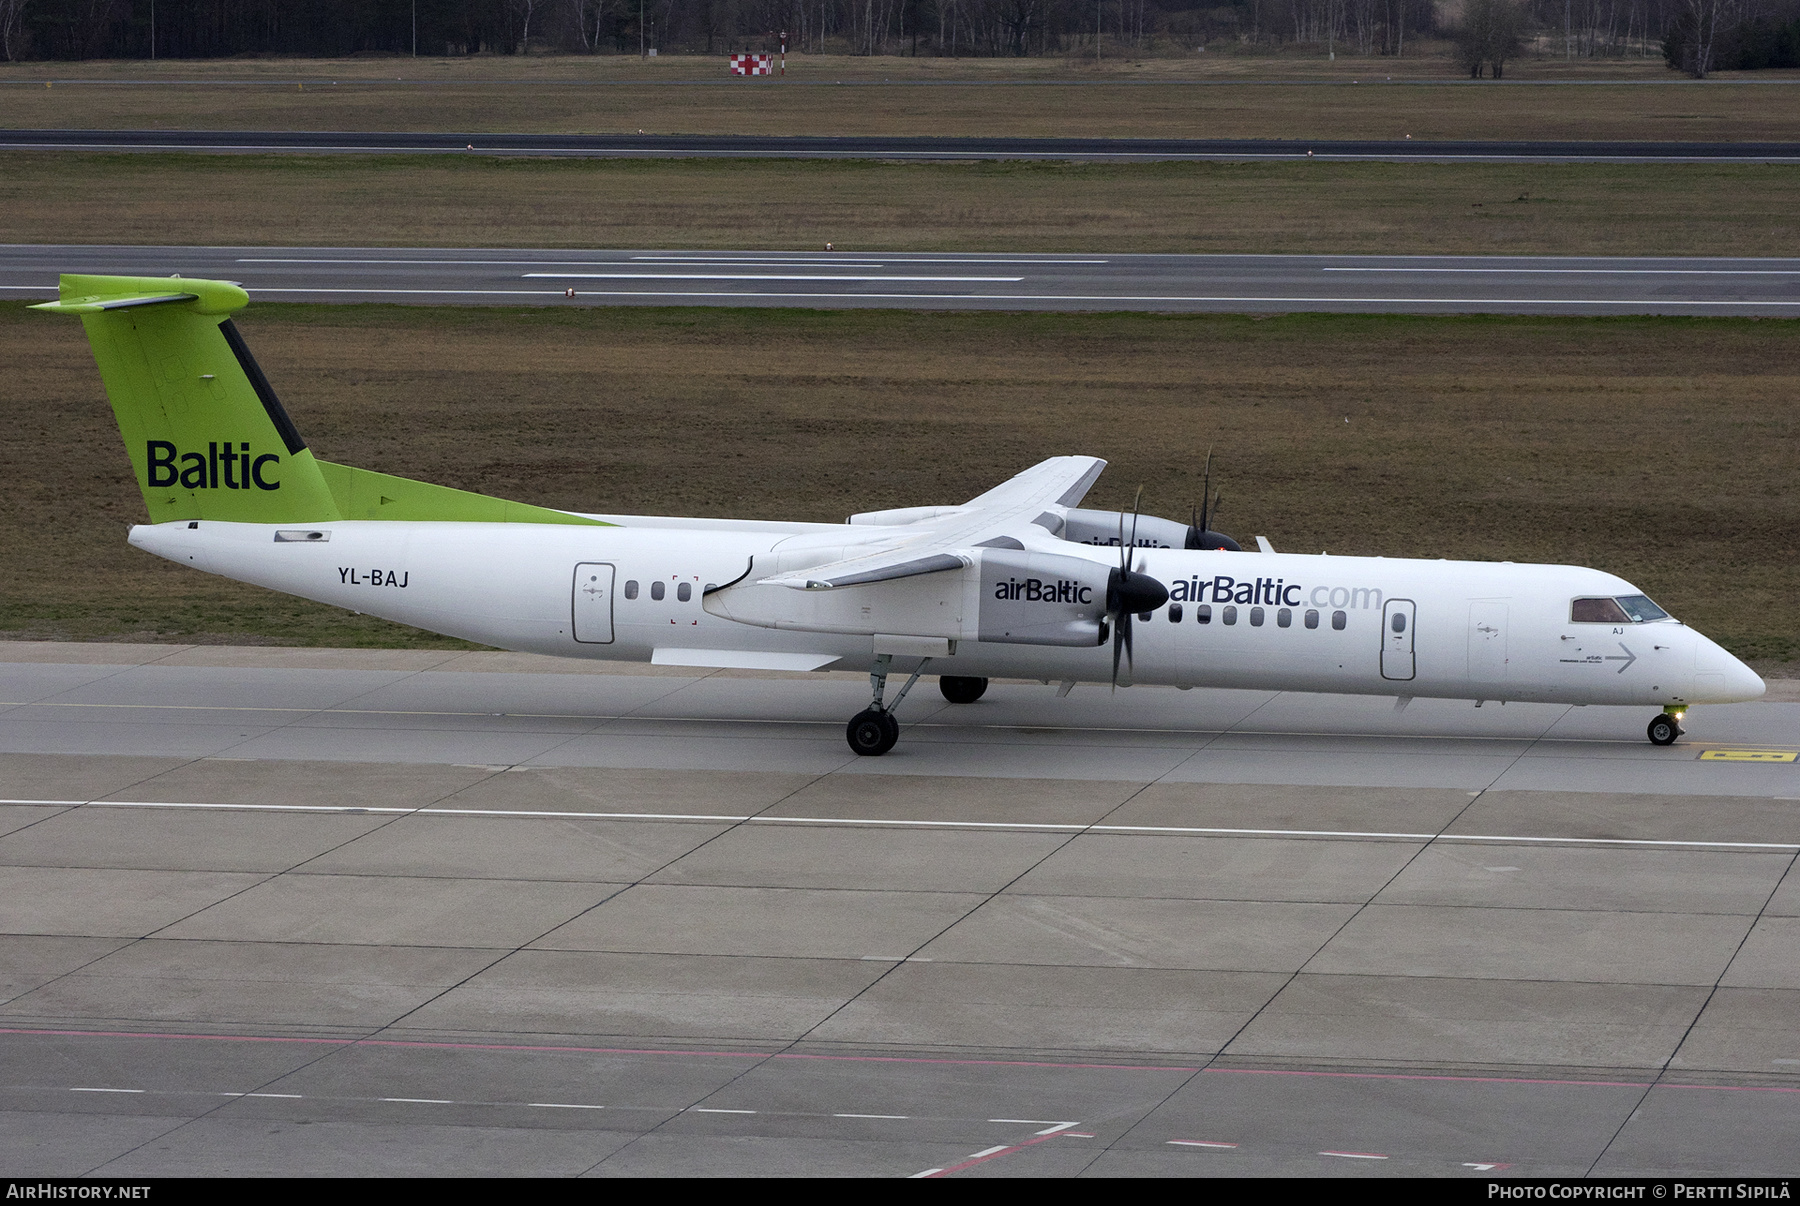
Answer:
624, 580, 639, 600
1196, 604, 1212, 625
1571, 597, 1629, 623
1277, 608, 1292, 628
650, 581, 666, 601
1168, 602, 1183, 623
1222, 606, 1238, 625
1332, 610, 1347, 630
1304, 609, 1320, 629
677, 582, 692, 602
1249, 606, 1265, 627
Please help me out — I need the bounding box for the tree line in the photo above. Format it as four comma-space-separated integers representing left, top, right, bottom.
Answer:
1, 0, 1794, 73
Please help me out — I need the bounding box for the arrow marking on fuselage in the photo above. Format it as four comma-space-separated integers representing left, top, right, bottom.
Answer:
1605, 643, 1637, 673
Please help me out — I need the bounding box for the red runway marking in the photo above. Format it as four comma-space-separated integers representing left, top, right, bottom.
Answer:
924, 1130, 1070, 1178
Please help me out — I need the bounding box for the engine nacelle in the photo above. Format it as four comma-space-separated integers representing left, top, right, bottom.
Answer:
976, 548, 1109, 647
1057, 508, 1192, 549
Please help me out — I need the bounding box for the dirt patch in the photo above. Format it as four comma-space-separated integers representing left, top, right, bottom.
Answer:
4, 301, 1794, 665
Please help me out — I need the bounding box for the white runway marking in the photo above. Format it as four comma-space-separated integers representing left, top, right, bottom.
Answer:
835, 1113, 910, 1119
1168, 1139, 1238, 1148
1321, 1150, 1389, 1159
631, 256, 1109, 265
380, 1097, 454, 1104
966, 1145, 1011, 1159
15, 798, 1798, 853
529, 1102, 606, 1109
690, 1107, 756, 1114
521, 272, 1027, 282
70, 1087, 143, 1093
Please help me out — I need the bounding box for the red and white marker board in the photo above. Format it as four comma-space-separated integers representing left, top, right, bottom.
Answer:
729, 54, 773, 76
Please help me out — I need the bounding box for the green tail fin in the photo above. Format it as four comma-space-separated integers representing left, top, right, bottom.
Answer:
34, 274, 341, 524
34, 274, 603, 528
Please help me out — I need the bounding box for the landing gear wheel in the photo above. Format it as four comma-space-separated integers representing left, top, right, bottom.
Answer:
847, 708, 900, 756
939, 675, 989, 704
1647, 713, 1684, 746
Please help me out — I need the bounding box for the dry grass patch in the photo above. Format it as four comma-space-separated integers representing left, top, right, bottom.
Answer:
2, 53, 1797, 140
3, 301, 1795, 667
5, 153, 1799, 256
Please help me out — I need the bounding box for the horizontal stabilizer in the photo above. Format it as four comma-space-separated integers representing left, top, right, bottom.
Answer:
30, 274, 247, 316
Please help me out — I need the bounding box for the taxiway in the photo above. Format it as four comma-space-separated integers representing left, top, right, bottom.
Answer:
2, 642, 1797, 1176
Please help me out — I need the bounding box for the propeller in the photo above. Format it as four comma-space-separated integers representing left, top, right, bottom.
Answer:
1185, 450, 1244, 552
1106, 487, 1170, 689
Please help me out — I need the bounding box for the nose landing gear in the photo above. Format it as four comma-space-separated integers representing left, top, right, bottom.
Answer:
1647, 707, 1686, 746
846, 708, 900, 756
845, 654, 933, 757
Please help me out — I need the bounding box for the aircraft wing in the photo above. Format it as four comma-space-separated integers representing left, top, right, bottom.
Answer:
760, 456, 1107, 590
960, 455, 1107, 511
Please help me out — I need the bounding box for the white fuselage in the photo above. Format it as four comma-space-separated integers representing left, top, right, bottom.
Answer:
131, 514, 1766, 708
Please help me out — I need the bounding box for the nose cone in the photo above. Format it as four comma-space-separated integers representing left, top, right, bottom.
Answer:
1692, 631, 1766, 703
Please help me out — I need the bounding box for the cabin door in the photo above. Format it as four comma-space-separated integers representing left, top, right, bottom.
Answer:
1381, 598, 1416, 681
572, 563, 616, 644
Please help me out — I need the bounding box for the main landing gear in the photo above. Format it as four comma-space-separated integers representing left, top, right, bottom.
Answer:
846, 654, 934, 757
939, 675, 989, 704
1647, 707, 1687, 747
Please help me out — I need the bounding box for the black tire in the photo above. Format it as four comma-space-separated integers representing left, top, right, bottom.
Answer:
1647, 714, 1681, 746
847, 708, 900, 756
939, 675, 989, 704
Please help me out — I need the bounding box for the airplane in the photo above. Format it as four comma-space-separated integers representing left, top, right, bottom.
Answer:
35, 273, 1766, 756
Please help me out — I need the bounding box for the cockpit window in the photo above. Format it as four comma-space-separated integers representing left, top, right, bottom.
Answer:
1572, 596, 1670, 624
1571, 598, 1628, 623
1615, 594, 1669, 623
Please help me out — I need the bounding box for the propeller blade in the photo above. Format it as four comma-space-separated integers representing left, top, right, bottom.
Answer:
1198, 450, 1214, 534
1111, 615, 1124, 689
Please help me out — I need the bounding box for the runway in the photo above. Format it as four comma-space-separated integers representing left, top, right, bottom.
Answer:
3, 641, 1797, 1176
6, 128, 1800, 163
9, 245, 1800, 315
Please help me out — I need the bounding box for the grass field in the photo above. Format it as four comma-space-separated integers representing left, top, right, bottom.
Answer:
5, 152, 1798, 256
4, 53, 1799, 141
4, 301, 1794, 669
